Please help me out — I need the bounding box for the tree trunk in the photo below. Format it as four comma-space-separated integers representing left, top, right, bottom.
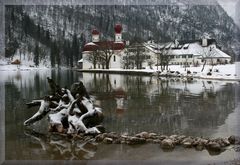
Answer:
201, 60, 207, 72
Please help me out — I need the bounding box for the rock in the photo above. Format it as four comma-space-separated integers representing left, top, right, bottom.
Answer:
127, 137, 146, 145
183, 142, 192, 148
207, 72, 212, 76
169, 135, 178, 140
103, 137, 113, 144
207, 141, 221, 152
200, 139, 209, 146
149, 133, 157, 139
121, 135, 129, 139
113, 139, 121, 144
106, 132, 119, 139
182, 137, 193, 144
135, 132, 149, 139
177, 135, 187, 142
176, 71, 180, 75
146, 139, 153, 143
228, 135, 236, 144
159, 135, 168, 140
161, 139, 175, 150
215, 138, 229, 147
192, 138, 200, 146
222, 138, 230, 146
153, 139, 161, 144
195, 144, 204, 151
121, 140, 126, 144
95, 134, 106, 142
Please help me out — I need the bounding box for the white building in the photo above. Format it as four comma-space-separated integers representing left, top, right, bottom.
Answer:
144, 38, 232, 66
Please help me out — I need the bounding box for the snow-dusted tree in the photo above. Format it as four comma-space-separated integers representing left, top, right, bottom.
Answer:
200, 46, 216, 72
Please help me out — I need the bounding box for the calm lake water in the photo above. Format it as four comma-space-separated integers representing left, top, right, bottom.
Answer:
2, 69, 240, 163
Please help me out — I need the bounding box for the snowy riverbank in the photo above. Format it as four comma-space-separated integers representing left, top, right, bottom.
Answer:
1, 58, 239, 81
77, 63, 240, 81
0, 55, 50, 71
160, 63, 240, 81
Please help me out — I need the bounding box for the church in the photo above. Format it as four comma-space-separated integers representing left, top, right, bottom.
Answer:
79, 24, 125, 69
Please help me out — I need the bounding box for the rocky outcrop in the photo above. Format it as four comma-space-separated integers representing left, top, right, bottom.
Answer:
93, 132, 239, 154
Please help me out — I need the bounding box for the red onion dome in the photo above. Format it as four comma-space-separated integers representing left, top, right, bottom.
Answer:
114, 24, 122, 34
92, 29, 100, 35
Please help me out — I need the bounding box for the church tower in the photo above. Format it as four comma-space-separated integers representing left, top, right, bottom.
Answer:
114, 24, 123, 42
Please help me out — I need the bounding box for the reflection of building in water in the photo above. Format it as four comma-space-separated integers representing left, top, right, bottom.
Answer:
81, 73, 237, 136
113, 88, 127, 117
82, 73, 128, 92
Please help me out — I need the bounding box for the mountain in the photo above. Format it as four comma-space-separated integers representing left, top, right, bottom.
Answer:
5, 2, 240, 67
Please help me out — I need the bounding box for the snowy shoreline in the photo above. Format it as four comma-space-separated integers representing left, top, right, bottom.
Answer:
76, 63, 240, 81
1, 63, 240, 81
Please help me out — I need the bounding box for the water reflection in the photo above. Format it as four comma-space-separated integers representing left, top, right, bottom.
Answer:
3, 70, 239, 160
82, 73, 237, 136
24, 129, 97, 160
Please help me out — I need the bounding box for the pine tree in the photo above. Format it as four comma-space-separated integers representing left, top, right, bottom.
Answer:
50, 41, 56, 67
34, 42, 39, 66
72, 33, 79, 67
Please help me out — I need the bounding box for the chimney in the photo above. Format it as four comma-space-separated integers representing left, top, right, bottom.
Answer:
174, 39, 179, 48
202, 38, 208, 47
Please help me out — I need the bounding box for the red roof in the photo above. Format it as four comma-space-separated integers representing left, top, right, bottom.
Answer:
83, 42, 99, 51
114, 24, 122, 34
83, 41, 125, 52
92, 29, 100, 35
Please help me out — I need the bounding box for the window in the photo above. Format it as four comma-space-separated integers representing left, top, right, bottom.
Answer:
113, 56, 116, 62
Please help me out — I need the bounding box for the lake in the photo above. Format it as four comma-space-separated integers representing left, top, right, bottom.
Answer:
1, 69, 240, 163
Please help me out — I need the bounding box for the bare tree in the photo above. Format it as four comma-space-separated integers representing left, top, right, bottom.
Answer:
98, 42, 114, 69
122, 48, 134, 69
159, 47, 171, 71
128, 42, 148, 69
86, 49, 100, 69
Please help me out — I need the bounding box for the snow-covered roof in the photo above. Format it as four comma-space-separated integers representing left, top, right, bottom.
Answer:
85, 42, 97, 46
78, 59, 83, 63
210, 48, 231, 58
83, 41, 125, 52
168, 42, 203, 56
144, 40, 230, 59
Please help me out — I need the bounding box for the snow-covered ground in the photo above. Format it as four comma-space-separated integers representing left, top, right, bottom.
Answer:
158, 63, 240, 81
1, 53, 240, 81
80, 63, 240, 81
0, 50, 51, 71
